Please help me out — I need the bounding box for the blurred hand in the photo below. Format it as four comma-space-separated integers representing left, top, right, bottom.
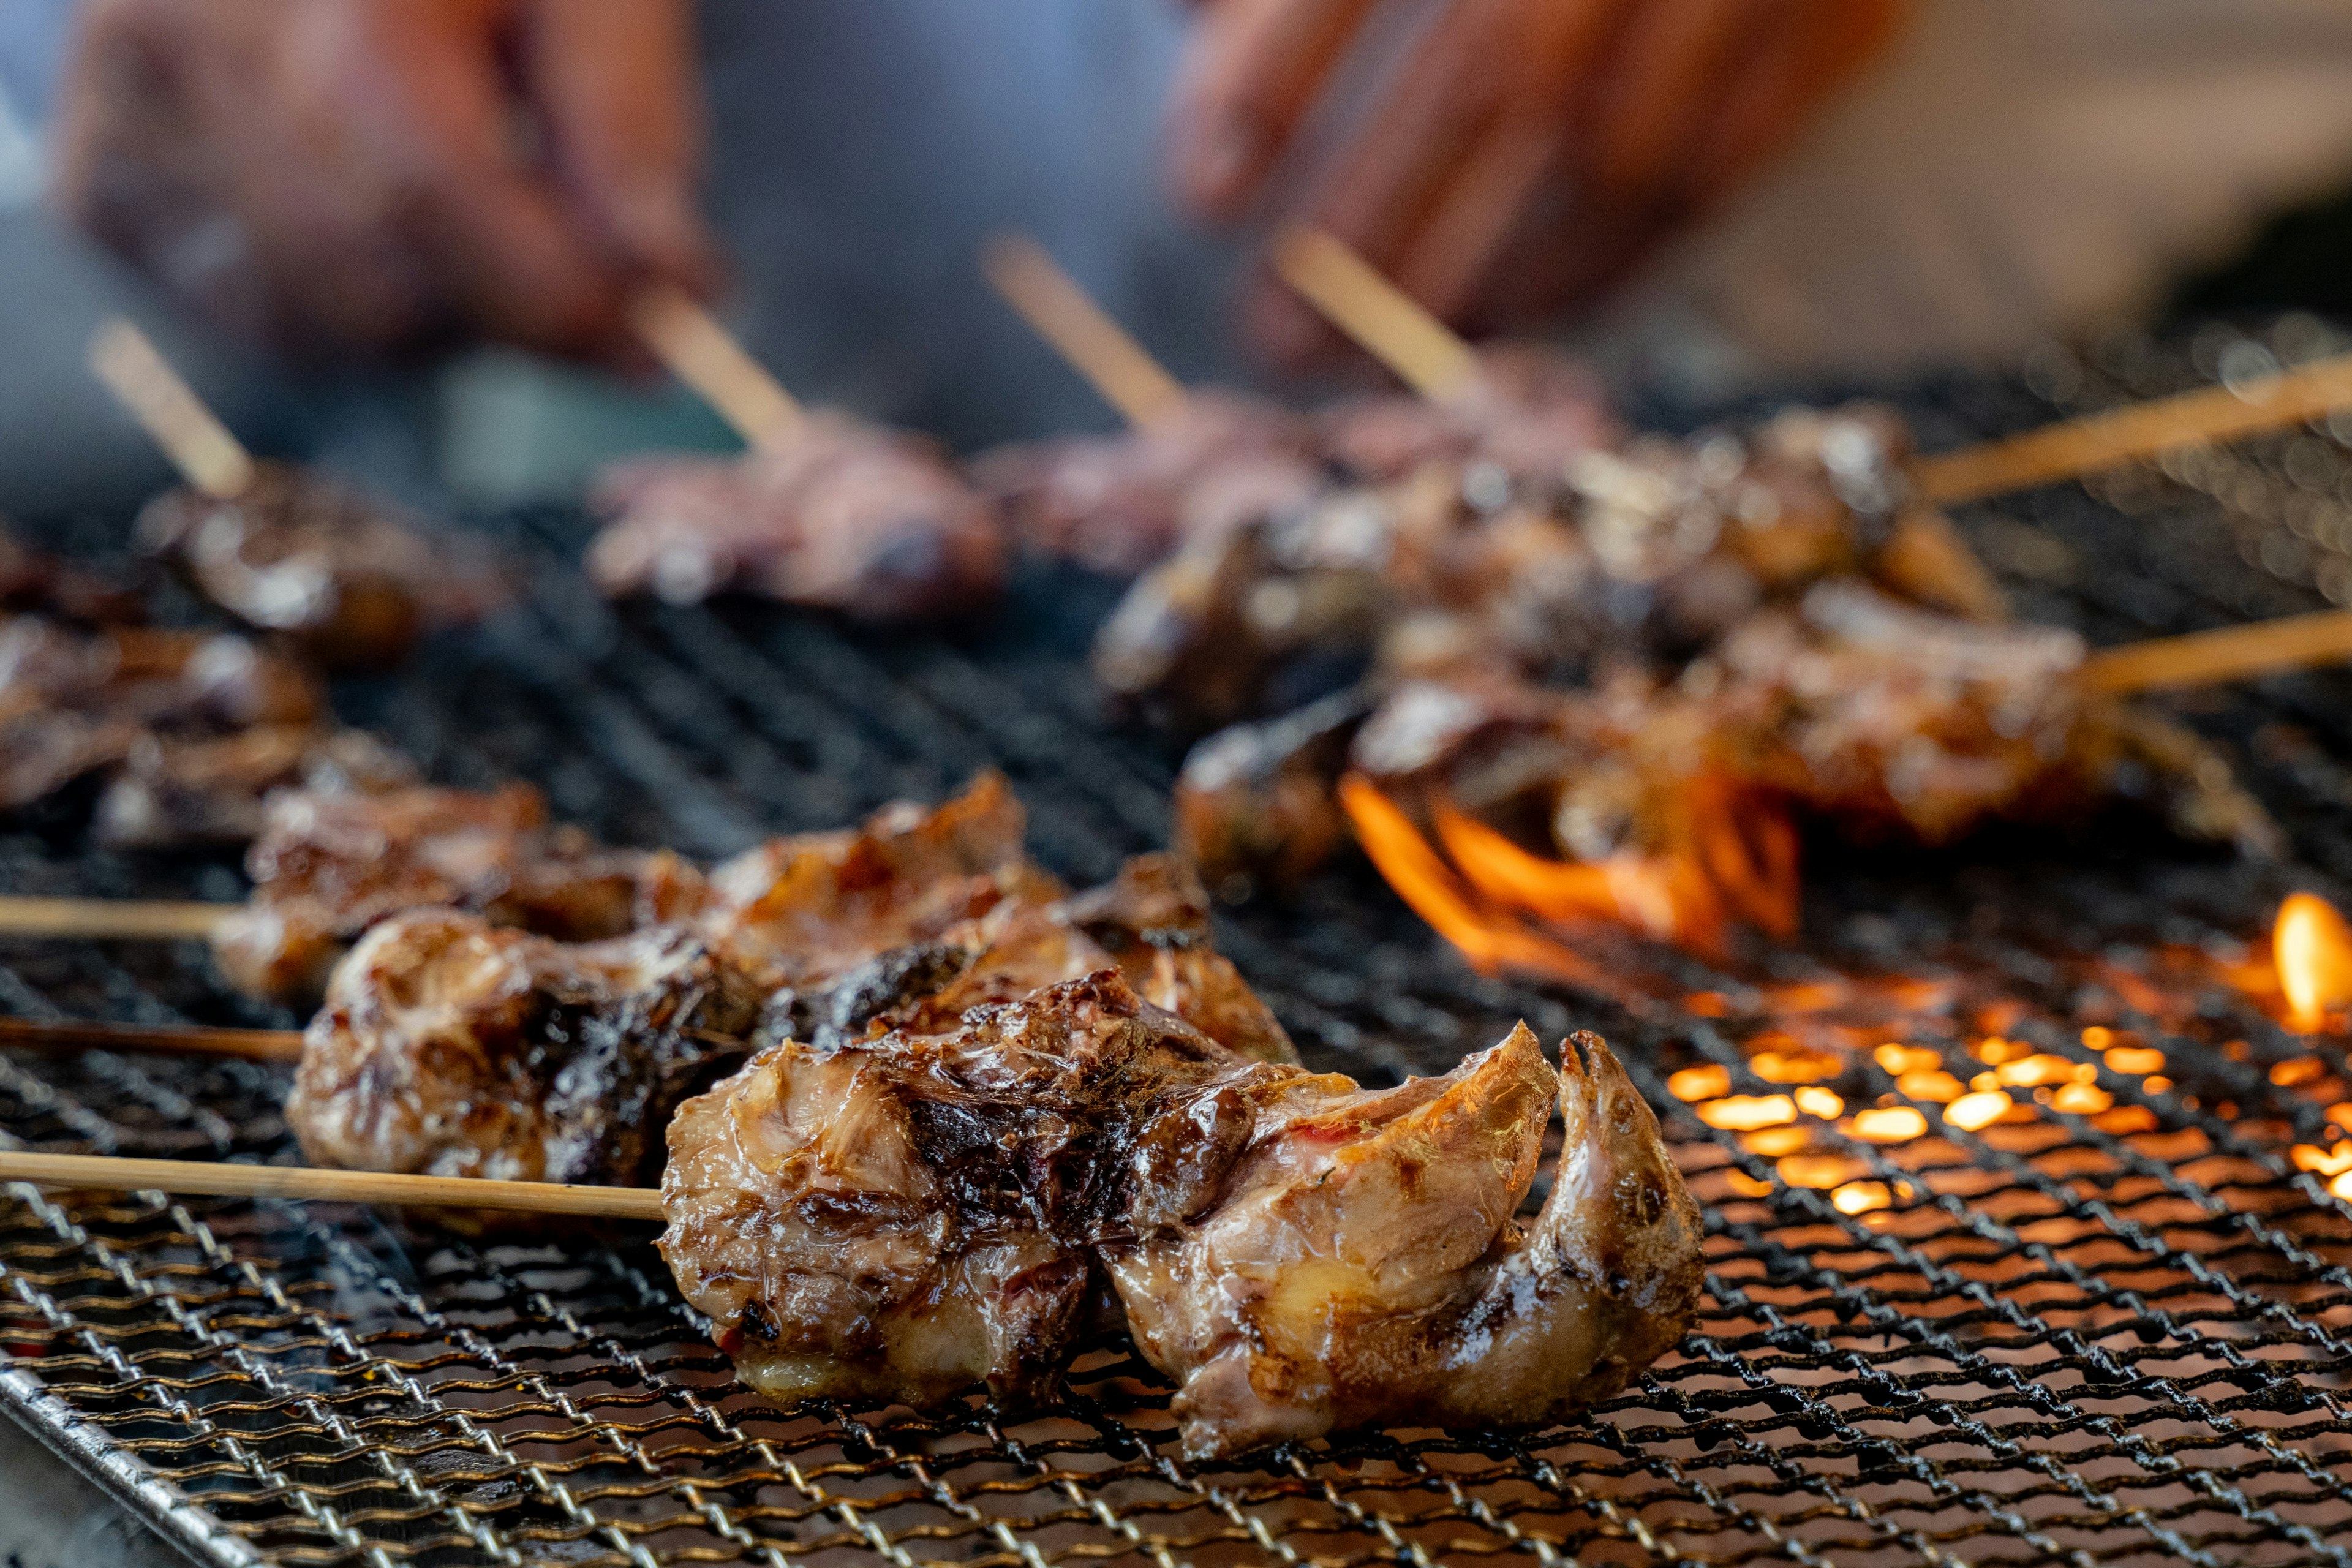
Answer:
1166, 0, 1907, 362
53, 0, 714, 363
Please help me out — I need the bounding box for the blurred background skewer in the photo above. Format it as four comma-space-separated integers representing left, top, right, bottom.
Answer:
1269, 225, 1482, 404
86, 318, 255, 499
982, 234, 1189, 428
627, 283, 802, 450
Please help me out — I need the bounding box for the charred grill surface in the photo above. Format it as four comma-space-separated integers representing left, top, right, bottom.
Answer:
10, 322, 2352, 1564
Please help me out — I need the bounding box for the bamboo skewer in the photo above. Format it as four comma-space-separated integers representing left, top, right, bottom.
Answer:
982, 235, 1189, 429
0, 1150, 665, 1219
2081, 609, 2352, 694
627, 283, 802, 450
1269, 226, 1482, 404
87, 318, 256, 499
0, 1017, 303, 1062
0, 895, 232, 941
1911, 353, 2352, 505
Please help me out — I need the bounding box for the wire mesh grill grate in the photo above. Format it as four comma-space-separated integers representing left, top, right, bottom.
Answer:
12, 321, 2352, 1565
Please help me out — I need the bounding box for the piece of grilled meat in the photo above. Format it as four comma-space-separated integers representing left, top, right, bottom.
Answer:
1113, 1025, 1700, 1457
978, 391, 1324, 574
213, 782, 695, 1003
93, 725, 416, 850
137, 461, 506, 669
290, 909, 760, 1186
588, 413, 1006, 619
707, 773, 1295, 1065
1, 615, 323, 813
1092, 402, 1996, 737
660, 971, 1698, 1455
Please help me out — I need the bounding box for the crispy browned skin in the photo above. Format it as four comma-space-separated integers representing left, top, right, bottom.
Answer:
212, 782, 681, 1003
1091, 402, 1944, 736
1172, 690, 1369, 894
137, 461, 505, 669
660, 971, 1264, 1406
290, 910, 758, 1186
660, 973, 1698, 1455
978, 391, 1322, 574
708, 776, 1296, 1065
589, 413, 1005, 619
1047, 851, 1296, 1066
94, 726, 416, 849
1112, 1027, 1701, 1458
1, 615, 323, 812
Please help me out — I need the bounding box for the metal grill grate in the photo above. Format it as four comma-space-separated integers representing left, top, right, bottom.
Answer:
12, 321, 2352, 1566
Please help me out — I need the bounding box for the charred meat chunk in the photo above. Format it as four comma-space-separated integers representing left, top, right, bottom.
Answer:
660, 973, 1700, 1455
290, 910, 760, 1186
212, 782, 688, 1003
1, 616, 322, 812
588, 413, 1006, 619
137, 461, 505, 668
1112, 1027, 1701, 1457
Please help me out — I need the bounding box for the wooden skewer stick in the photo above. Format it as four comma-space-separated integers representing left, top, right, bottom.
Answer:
982, 235, 1189, 429
0, 1016, 303, 1062
2081, 608, 2352, 694
0, 1150, 665, 1219
1913, 353, 2352, 506
1269, 226, 1482, 405
0, 895, 232, 941
628, 283, 802, 451
86, 318, 256, 499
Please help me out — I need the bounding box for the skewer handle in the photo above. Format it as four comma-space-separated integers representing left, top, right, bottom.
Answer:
1270, 227, 1482, 404
0, 1150, 667, 1220
86, 319, 255, 499
2082, 608, 2352, 693
0, 1017, 304, 1063
628, 284, 802, 451
1912, 353, 2352, 505
0, 896, 231, 941
981, 235, 1188, 429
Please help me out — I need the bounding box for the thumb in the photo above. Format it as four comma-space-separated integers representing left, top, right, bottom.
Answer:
520, 0, 717, 290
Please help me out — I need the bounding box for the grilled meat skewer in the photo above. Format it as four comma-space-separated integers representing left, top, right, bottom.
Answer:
589, 412, 1006, 618
661, 970, 1698, 1457
136, 461, 507, 669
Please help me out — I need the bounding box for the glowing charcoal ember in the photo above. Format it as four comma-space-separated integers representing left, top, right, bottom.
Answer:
1697, 1095, 1796, 1131
1749, 1048, 1842, 1084
2293, 1142, 2352, 1175
1847, 1107, 1929, 1143
2049, 1082, 2114, 1114
2105, 1046, 2165, 1075
1874, 1043, 1942, 1074
1777, 1155, 1865, 1189
1741, 1126, 1812, 1156
1945, 1091, 2015, 1131
1995, 1055, 2089, 1088
1831, 1181, 1894, 1215
1898, 1070, 1966, 1102
1668, 1065, 1732, 1102
1793, 1087, 1844, 1118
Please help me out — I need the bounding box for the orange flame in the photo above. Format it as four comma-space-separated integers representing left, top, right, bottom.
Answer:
1337, 775, 1623, 995
1430, 797, 1727, 959
2275, 892, 2352, 1030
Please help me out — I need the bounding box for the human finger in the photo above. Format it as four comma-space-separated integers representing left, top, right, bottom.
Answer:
1165, 0, 1381, 219
519, 0, 717, 291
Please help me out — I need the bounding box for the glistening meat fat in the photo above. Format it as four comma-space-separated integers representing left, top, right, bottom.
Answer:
658, 970, 1701, 1459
